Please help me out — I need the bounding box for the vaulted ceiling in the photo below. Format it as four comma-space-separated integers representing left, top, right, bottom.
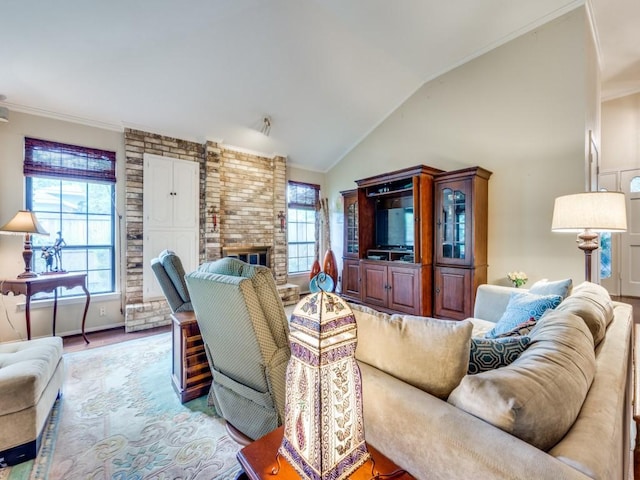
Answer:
1, 0, 638, 171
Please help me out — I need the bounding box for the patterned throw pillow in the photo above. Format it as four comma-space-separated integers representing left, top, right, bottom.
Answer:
468, 336, 532, 374
529, 278, 573, 300
494, 317, 537, 338
485, 292, 562, 339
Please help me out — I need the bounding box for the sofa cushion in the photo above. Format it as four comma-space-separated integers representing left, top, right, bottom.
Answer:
485, 292, 562, 339
468, 318, 496, 338
468, 336, 531, 374
448, 310, 595, 451
0, 337, 63, 416
352, 304, 472, 399
555, 281, 614, 346
529, 278, 573, 299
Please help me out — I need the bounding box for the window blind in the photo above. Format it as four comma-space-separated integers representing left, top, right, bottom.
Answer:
24, 137, 116, 183
288, 181, 319, 209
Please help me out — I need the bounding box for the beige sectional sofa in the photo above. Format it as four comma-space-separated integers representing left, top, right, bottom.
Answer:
0, 336, 64, 466
352, 282, 633, 480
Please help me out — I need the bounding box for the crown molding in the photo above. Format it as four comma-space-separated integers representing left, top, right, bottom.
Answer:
3, 102, 124, 132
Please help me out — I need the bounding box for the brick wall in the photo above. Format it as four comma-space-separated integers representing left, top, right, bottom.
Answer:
124, 129, 291, 331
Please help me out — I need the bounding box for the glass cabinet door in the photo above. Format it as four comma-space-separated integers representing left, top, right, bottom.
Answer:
346, 200, 358, 254
439, 185, 467, 262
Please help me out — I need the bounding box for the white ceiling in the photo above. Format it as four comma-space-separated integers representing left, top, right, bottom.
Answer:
1, 0, 638, 172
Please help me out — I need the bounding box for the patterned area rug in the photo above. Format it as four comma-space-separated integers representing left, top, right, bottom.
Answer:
0, 333, 241, 480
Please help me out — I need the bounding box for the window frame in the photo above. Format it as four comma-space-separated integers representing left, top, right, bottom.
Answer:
287, 181, 320, 275
24, 138, 117, 298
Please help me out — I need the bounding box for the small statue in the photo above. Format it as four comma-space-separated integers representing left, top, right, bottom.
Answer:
41, 246, 55, 272
53, 231, 66, 272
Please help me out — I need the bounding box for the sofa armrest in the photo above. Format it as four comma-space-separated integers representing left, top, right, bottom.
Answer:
473, 284, 523, 322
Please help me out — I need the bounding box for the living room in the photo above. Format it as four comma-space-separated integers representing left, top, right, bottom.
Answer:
0, 1, 638, 478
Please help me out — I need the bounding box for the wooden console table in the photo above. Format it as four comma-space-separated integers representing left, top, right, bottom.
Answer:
237, 426, 415, 479
0, 273, 91, 343
171, 311, 212, 403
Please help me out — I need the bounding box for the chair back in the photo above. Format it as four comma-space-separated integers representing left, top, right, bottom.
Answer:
185, 258, 290, 440
150, 249, 193, 313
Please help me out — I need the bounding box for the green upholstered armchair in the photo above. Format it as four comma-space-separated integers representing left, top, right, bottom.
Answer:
150, 250, 193, 313
185, 258, 290, 442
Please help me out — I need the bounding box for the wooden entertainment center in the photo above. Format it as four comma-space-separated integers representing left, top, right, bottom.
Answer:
341, 165, 491, 319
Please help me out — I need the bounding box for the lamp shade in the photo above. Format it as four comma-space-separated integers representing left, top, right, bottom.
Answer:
551, 192, 627, 232
279, 291, 370, 480
0, 210, 49, 235
0, 210, 49, 278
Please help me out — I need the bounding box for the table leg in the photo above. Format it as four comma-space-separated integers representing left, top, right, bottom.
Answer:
52, 288, 58, 336
25, 296, 31, 340
81, 284, 91, 344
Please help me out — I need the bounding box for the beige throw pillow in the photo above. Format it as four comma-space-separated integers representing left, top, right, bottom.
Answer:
352, 303, 473, 399
448, 310, 595, 451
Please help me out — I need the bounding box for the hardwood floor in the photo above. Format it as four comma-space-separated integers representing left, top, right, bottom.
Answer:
62, 324, 171, 353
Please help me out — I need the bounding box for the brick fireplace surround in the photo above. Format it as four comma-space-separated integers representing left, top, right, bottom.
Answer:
124, 128, 299, 332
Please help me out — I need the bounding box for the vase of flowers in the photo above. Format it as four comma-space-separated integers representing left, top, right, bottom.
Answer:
507, 271, 528, 288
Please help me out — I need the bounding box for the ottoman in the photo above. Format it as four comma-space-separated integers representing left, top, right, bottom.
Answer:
0, 337, 64, 466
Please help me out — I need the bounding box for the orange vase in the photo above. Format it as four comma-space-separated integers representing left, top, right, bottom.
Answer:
309, 259, 321, 280
322, 249, 338, 292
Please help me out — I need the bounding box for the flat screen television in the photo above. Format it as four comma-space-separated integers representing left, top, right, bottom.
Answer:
375, 195, 414, 249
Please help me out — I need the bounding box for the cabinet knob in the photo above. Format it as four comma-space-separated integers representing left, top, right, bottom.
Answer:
435, 287, 441, 294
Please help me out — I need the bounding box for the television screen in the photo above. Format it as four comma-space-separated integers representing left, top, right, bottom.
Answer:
375, 196, 414, 248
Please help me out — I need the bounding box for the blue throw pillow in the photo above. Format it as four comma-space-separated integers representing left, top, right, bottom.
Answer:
529, 278, 573, 300
468, 336, 532, 374
485, 292, 562, 339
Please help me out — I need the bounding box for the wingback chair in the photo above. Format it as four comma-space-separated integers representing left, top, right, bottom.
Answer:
185, 258, 290, 442
150, 249, 193, 313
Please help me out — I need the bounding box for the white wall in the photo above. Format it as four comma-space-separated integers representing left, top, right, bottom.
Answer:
602, 93, 640, 172
326, 8, 596, 288
0, 111, 126, 342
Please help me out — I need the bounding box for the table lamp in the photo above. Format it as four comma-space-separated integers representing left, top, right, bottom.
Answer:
277, 291, 370, 480
551, 191, 627, 282
0, 210, 49, 278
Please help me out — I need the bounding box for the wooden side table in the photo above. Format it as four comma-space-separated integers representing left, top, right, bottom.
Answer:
171, 311, 212, 403
237, 426, 415, 479
0, 272, 91, 343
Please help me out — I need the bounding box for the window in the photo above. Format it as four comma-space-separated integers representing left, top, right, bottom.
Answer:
24, 138, 116, 297
287, 181, 319, 274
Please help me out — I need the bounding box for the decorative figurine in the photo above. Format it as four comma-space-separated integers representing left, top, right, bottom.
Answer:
53, 231, 66, 272
41, 231, 67, 274
41, 246, 55, 272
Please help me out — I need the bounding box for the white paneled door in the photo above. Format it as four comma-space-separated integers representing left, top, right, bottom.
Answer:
620, 169, 640, 297
143, 153, 199, 301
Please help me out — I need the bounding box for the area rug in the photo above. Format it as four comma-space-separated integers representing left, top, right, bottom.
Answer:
0, 333, 242, 480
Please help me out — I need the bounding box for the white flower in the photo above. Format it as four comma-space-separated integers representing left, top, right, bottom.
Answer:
507, 271, 528, 287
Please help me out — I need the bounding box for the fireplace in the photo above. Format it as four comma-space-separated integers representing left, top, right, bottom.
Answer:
222, 246, 271, 268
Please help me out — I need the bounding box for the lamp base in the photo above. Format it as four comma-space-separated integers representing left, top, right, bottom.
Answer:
17, 271, 38, 279
576, 229, 599, 283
